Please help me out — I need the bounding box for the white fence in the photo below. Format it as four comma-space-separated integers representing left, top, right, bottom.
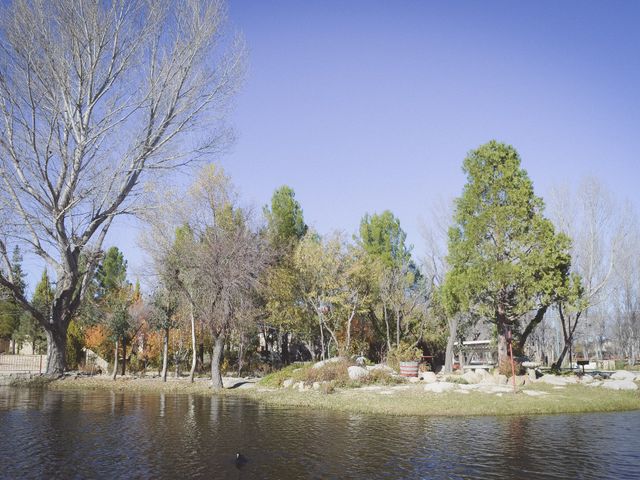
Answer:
0, 354, 44, 374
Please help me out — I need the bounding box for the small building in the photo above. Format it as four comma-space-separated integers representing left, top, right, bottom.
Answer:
454, 340, 497, 370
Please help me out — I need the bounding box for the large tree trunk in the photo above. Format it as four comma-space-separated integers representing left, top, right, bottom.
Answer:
496, 306, 509, 366
45, 326, 67, 377
444, 315, 459, 373
112, 340, 119, 380
189, 305, 197, 383
161, 328, 169, 382
211, 334, 225, 390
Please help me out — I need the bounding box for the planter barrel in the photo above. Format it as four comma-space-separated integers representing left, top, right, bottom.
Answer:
399, 361, 419, 377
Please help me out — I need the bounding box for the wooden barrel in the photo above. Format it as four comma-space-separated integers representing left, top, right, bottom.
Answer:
399, 361, 419, 377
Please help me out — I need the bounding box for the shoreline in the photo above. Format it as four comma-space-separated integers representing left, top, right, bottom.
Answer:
7, 374, 637, 417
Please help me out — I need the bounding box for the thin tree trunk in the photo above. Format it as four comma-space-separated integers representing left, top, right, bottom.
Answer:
345, 297, 357, 355
189, 304, 197, 383
161, 327, 169, 382
120, 336, 127, 376
211, 334, 225, 390
383, 305, 391, 352
318, 314, 325, 361
552, 307, 581, 370
281, 331, 290, 366
518, 305, 548, 351
396, 307, 401, 348
444, 315, 458, 373
112, 339, 119, 380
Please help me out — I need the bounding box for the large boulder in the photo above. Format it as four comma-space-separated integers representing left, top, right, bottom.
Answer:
602, 380, 638, 391
611, 370, 637, 381
367, 364, 394, 373
424, 382, 456, 393
348, 366, 370, 381
495, 374, 508, 385
419, 371, 438, 383
562, 375, 579, 384
539, 375, 568, 386
462, 371, 482, 384
313, 357, 343, 369
480, 375, 497, 385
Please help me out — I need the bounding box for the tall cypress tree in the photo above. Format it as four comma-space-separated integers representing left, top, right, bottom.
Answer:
442, 141, 572, 365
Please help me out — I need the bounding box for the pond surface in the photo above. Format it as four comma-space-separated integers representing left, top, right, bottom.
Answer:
0, 387, 639, 479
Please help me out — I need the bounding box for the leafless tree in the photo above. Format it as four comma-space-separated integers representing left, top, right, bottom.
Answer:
146, 165, 270, 389
611, 204, 640, 365
0, 0, 244, 375
419, 197, 457, 372
547, 178, 621, 368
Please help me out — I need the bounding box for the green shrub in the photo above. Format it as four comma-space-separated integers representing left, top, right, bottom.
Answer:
385, 343, 422, 372
302, 358, 352, 385
359, 368, 405, 386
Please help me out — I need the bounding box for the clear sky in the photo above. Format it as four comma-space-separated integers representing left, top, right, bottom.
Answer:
24, 0, 640, 289
218, 0, 640, 253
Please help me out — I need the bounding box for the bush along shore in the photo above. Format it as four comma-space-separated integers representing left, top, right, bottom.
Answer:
33, 358, 640, 417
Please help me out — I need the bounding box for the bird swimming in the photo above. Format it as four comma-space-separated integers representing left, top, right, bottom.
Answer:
235, 452, 247, 468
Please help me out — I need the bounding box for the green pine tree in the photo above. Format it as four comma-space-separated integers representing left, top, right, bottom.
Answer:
442, 141, 572, 365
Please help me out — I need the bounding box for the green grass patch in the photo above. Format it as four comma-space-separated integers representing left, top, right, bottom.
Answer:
246, 383, 640, 417
258, 362, 312, 388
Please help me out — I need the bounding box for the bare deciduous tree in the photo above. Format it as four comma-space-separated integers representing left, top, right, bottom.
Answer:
612, 204, 640, 365
145, 165, 269, 389
547, 178, 621, 368
0, 0, 243, 375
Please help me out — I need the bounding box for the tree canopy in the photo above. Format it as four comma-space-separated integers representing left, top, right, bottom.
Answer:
442, 141, 572, 363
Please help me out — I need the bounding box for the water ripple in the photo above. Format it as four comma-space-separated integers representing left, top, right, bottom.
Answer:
1, 387, 639, 479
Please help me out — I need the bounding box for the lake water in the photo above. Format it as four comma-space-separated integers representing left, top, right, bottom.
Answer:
1, 387, 639, 479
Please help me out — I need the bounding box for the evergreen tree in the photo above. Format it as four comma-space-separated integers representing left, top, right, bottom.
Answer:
96, 247, 128, 298
264, 186, 307, 250
442, 141, 572, 365
263, 186, 307, 364
0, 246, 27, 346
359, 210, 411, 269
14, 269, 50, 353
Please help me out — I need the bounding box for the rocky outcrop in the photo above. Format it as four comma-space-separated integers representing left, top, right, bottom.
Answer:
601, 380, 638, 391
348, 366, 369, 381
611, 370, 637, 382
538, 375, 568, 386
424, 382, 456, 393
312, 357, 344, 369
419, 371, 438, 383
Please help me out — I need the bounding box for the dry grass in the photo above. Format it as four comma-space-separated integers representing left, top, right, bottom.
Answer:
42, 375, 640, 417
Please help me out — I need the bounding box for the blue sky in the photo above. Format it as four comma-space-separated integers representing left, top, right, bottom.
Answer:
215, 1, 639, 254
24, 1, 640, 289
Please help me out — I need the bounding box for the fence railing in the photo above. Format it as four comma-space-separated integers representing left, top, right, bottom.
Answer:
0, 354, 44, 374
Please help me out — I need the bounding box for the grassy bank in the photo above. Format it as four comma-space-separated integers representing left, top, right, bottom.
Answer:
42, 375, 640, 417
